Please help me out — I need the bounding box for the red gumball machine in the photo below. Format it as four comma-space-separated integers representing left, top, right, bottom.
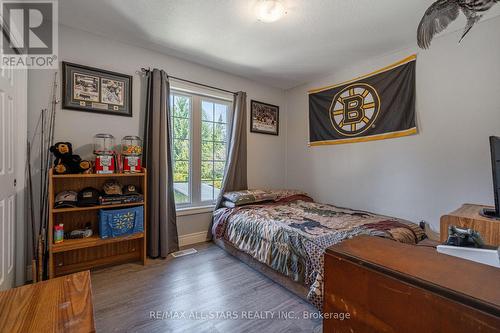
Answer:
94, 134, 115, 174
121, 136, 142, 173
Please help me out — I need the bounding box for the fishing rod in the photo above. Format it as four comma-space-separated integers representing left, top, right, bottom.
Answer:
26, 141, 37, 281
37, 109, 46, 282
28, 71, 59, 281
40, 72, 59, 279
27, 109, 43, 281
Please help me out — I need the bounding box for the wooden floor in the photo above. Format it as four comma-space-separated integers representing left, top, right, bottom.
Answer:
91, 242, 322, 333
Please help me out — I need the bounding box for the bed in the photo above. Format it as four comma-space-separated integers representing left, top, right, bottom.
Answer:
212, 190, 426, 310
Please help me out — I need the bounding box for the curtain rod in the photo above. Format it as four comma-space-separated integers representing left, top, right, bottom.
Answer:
140, 67, 237, 95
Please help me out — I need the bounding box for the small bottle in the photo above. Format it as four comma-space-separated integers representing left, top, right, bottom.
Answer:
54, 224, 64, 243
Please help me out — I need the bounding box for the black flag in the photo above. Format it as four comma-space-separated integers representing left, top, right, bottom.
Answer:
309, 55, 417, 146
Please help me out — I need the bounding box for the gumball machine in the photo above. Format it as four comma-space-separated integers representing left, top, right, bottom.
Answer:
121, 136, 142, 173
94, 134, 115, 174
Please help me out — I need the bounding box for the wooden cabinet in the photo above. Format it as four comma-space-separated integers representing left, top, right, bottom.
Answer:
323, 236, 500, 333
440, 204, 500, 246
48, 169, 147, 278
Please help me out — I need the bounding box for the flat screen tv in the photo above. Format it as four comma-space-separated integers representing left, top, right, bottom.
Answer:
482, 136, 500, 219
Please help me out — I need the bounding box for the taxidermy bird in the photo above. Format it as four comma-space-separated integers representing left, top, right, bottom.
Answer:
417, 0, 499, 49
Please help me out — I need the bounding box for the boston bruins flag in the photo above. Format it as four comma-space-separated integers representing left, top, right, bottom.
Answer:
309, 55, 417, 146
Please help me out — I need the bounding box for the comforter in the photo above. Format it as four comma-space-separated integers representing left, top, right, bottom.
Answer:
212, 195, 426, 309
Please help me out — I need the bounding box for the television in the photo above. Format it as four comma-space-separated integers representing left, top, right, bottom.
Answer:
481, 136, 500, 219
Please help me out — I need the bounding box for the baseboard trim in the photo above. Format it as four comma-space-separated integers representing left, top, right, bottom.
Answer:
179, 231, 209, 247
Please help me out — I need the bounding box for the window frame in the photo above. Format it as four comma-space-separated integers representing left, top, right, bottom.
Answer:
170, 88, 232, 209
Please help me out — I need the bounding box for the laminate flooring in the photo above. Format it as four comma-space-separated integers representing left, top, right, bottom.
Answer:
91, 242, 322, 333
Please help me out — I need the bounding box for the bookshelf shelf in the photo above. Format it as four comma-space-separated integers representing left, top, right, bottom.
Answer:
51, 233, 145, 253
53, 202, 144, 214
52, 172, 145, 179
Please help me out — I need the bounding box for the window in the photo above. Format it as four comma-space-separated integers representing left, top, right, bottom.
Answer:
170, 90, 231, 208
171, 93, 192, 204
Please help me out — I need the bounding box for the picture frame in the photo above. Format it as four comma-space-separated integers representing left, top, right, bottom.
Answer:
62, 62, 133, 117
250, 100, 279, 136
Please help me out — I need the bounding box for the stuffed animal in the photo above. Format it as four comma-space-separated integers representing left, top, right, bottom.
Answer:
50, 142, 92, 174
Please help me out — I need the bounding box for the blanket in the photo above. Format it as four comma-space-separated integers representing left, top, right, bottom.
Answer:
212, 195, 425, 309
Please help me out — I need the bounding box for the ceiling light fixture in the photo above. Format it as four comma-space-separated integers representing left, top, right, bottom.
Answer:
256, 0, 286, 23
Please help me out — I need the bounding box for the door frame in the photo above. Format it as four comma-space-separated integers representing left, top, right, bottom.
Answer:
0, 17, 28, 288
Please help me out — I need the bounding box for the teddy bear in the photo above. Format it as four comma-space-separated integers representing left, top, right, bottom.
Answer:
50, 142, 92, 174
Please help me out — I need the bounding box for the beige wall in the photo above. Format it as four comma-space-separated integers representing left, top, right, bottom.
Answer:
284, 17, 500, 231
28, 25, 287, 238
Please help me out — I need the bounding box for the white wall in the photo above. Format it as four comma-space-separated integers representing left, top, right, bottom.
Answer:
29, 17, 500, 242
285, 17, 500, 232
28, 25, 287, 237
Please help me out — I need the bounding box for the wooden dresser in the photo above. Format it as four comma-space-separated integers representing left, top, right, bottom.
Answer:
323, 236, 500, 333
0, 271, 95, 332
440, 204, 500, 246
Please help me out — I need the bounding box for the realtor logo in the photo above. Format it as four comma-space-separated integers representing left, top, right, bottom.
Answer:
1, 0, 58, 68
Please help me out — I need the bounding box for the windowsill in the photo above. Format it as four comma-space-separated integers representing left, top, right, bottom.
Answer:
176, 205, 215, 217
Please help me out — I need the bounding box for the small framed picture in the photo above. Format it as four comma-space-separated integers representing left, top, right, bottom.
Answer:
62, 62, 132, 117
250, 100, 279, 136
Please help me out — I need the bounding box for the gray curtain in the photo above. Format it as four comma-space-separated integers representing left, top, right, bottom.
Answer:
143, 69, 179, 258
214, 91, 248, 210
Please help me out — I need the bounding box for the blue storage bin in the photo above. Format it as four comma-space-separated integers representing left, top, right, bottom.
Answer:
99, 206, 144, 239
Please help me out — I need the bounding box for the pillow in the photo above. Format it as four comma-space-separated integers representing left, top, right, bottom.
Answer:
222, 201, 236, 208
271, 189, 308, 201
223, 190, 277, 206
222, 189, 309, 206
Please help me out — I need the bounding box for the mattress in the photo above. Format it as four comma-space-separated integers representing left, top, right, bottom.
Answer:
212, 195, 426, 309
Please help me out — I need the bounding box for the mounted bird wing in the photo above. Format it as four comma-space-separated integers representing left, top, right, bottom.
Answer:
417, 0, 460, 49
459, 7, 482, 43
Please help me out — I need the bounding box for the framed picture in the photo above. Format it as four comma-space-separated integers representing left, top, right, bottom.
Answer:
250, 100, 279, 136
62, 62, 132, 117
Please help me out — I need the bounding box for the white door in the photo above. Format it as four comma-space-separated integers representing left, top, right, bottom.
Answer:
0, 64, 26, 291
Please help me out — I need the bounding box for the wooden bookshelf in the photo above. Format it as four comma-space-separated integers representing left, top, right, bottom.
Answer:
48, 168, 147, 278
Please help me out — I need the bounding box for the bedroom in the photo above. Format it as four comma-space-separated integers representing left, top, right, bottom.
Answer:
0, 0, 499, 332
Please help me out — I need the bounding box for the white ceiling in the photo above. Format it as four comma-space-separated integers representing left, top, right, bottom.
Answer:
59, 0, 500, 89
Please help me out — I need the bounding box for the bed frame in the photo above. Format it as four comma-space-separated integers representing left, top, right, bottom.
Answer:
213, 238, 309, 301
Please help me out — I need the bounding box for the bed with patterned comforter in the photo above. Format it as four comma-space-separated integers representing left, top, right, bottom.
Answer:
212, 192, 426, 310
